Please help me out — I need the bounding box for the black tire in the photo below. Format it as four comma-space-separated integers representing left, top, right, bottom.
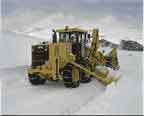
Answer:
63, 64, 73, 88
80, 72, 92, 83
80, 76, 91, 83
78, 59, 92, 84
72, 81, 80, 88
63, 64, 80, 88
64, 82, 73, 88
64, 81, 80, 88
28, 74, 46, 85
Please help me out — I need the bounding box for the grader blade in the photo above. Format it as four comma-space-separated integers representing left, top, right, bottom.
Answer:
69, 61, 120, 86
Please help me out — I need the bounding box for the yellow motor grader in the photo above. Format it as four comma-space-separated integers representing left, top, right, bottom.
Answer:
27, 26, 120, 88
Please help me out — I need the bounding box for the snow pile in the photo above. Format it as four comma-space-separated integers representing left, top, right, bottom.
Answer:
0, 31, 42, 69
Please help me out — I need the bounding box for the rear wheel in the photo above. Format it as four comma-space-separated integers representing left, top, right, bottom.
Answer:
79, 59, 92, 83
80, 72, 92, 83
64, 82, 73, 88
28, 74, 46, 85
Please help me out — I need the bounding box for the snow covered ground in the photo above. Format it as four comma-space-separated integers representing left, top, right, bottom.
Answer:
1, 50, 142, 115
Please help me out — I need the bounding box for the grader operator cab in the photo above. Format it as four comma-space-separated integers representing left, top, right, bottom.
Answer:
56, 27, 88, 60
27, 26, 120, 88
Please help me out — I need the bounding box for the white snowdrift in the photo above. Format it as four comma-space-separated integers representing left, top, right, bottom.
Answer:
0, 31, 43, 69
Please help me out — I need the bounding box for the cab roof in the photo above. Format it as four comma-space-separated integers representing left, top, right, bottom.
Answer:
56, 27, 87, 33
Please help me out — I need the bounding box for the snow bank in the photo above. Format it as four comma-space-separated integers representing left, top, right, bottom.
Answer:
0, 31, 42, 69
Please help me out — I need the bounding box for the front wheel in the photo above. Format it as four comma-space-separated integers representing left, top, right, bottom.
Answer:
72, 81, 80, 88
64, 81, 80, 88
28, 74, 46, 85
63, 64, 80, 88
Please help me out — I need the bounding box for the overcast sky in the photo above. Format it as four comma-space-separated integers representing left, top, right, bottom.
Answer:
2, 0, 142, 28
2, 0, 142, 15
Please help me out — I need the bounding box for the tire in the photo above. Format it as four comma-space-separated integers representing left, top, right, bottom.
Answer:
78, 59, 92, 84
28, 74, 46, 85
80, 76, 91, 83
72, 81, 80, 88
64, 82, 73, 88
63, 64, 80, 88
63, 64, 73, 88
64, 81, 80, 88
79, 71, 92, 83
